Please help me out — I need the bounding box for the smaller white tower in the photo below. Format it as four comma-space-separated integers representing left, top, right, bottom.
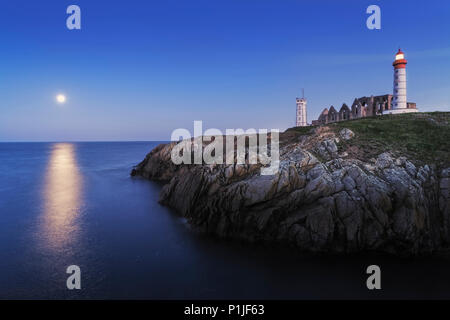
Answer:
296, 89, 307, 127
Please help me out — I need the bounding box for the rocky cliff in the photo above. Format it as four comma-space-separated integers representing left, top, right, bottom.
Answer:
132, 112, 450, 255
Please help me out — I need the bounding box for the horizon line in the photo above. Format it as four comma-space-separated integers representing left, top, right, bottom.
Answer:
0, 140, 170, 143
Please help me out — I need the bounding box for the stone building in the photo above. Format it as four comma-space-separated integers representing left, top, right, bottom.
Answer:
311, 95, 417, 125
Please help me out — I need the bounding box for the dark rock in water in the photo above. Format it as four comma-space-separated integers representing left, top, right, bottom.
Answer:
132, 121, 450, 255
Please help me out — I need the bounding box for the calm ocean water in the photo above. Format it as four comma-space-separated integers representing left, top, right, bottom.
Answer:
0, 142, 449, 299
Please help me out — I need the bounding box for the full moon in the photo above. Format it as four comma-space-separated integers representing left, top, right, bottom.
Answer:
56, 94, 66, 104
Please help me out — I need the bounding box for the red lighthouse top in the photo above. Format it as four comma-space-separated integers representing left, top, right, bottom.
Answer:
393, 48, 407, 69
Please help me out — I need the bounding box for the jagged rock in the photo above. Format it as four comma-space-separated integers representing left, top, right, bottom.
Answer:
315, 139, 339, 160
339, 128, 355, 140
376, 152, 394, 169
132, 127, 450, 255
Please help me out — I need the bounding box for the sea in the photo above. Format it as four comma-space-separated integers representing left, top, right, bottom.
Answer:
1, 142, 449, 299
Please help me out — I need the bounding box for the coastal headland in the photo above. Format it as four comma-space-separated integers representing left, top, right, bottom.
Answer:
132, 112, 450, 255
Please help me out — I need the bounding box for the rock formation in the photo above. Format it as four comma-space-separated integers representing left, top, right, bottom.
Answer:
132, 116, 450, 255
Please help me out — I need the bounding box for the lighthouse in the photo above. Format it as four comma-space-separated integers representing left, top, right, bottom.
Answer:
389, 48, 417, 114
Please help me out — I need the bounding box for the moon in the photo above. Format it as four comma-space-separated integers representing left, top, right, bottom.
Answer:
56, 94, 67, 104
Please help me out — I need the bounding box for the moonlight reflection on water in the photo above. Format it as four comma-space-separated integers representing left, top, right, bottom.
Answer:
41, 143, 83, 253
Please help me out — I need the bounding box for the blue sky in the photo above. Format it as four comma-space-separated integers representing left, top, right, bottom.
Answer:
1, 0, 449, 141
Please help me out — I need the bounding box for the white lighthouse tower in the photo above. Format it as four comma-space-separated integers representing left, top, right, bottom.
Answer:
296, 89, 308, 127
389, 48, 417, 114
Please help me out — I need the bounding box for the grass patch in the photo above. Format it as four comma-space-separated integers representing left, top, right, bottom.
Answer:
288, 112, 450, 167
286, 126, 315, 135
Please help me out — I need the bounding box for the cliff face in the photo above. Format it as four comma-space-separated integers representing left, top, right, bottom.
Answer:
132, 113, 450, 255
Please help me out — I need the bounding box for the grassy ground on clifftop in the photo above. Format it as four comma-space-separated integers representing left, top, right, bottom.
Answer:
288, 112, 450, 167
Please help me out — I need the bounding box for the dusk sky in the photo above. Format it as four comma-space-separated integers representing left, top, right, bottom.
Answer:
1, 0, 449, 141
